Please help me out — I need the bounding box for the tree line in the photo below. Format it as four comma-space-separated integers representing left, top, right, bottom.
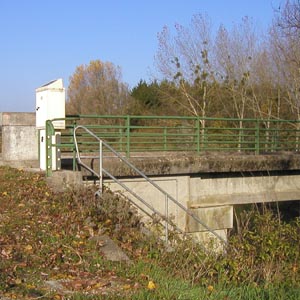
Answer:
66, 0, 300, 123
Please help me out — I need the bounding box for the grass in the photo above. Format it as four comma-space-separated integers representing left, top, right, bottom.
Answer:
0, 165, 300, 299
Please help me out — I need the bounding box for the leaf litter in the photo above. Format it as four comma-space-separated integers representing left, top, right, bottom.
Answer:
0, 166, 146, 299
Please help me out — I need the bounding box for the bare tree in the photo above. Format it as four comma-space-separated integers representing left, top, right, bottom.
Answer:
276, 0, 300, 36
215, 18, 260, 149
215, 18, 260, 116
155, 14, 216, 119
270, 0, 300, 147
271, 1, 300, 117
155, 14, 222, 150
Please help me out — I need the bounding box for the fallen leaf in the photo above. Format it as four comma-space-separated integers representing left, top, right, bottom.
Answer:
123, 284, 131, 290
147, 280, 156, 290
24, 245, 33, 252
105, 219, 112, 225
207, 285, 214, 292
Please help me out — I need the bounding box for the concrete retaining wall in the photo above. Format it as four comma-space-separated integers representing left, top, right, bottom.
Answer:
1, 112, 38, 163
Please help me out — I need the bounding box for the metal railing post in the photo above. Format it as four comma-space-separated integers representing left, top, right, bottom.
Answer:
99, 140, 103, 194
296, 122, 300, 152
196, 118, 200, 153
201, 119, 207, 151
119, 128, 123, 151
126, 115, 130, 158
45, 120, 54, 177
163, 127, 167, 151
255, 120, 260, 154
165, 194, 169, 243
72, 121, 77, 171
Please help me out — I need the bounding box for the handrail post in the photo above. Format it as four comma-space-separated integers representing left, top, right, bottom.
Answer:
165, 194, 169, 243
126, 115, 130, 158
296, 121, 300, 152
99, 140, 103, 194
164, 127, 167, 151
255, 120, 260, 154
201, 118, 206, 151
274, 121, 279, 152
196, 118, 200, 153
119, 128, 123, 151
45, 120, 54, 177
72, 119, 77, 171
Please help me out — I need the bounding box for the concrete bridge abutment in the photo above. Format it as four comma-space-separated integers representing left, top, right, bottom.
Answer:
103, 154, 300, 244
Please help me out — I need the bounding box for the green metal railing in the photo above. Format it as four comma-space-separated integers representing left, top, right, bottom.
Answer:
73, 124, 227, 245
45, 115, 300, 176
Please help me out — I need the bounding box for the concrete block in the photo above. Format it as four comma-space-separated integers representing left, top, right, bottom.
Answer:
186, 205, 233, 232
104, 176, 190, 231
46, 170, 82, 192
2, 112, 35, 126
2, 126, 38, 161
1, 112, 38, 161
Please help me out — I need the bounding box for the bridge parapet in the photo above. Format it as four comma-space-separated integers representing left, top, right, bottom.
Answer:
80, 152, 300, 177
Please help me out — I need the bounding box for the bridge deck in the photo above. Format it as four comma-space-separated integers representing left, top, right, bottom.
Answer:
69, 152, 300, 178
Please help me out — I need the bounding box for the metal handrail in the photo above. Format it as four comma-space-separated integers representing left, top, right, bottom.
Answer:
73, 125, 227, 245
50, 115, 300, 160
44, 115, 300, 177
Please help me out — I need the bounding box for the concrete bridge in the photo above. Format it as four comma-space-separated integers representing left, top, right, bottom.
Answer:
97, 152, 300, 243
1, 112, 300, 244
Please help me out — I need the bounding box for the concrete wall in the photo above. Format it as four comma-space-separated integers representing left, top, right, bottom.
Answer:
1, 112, 38, 162
0, 113, 2, 154
104, 175, 233, 245
105, 176, 190, 230
104, 173, 300, 242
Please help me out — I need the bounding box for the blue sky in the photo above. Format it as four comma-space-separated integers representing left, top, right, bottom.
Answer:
0, 0, 281, 112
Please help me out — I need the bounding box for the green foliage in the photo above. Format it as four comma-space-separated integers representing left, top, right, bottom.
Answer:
130, 80, 162, 114
157, 209, 300, 289
226, 210, 300, 285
